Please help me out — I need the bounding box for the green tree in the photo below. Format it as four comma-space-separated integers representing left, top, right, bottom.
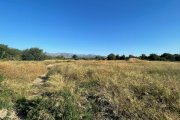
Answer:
140, 54, 147, 60
0, 44, 9, 59
72, 55, 78, 60
160, 53, 175, 61
120, 55, 126, 60
0, 44, 22, 60
175, 54, 180, 61
107, 53, 116, 60
129, 54, 135, 59
22, 48, 45, 60
116, 55, 120, 60
148, 54, 160, 61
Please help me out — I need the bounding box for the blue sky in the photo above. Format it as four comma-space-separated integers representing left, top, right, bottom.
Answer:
0, 0, 180, 55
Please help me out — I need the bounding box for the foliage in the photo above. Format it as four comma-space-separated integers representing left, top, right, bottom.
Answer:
120, 55, 126, 60
15, 88, 92, 120
129, 54, 135, 58
0, 44, 180, 61
107, 53, 116, 60
95, 56, 105, 60
22, 48, 46, 60
72, 54, 78, 60
148, 54, 160, 61
115, 54, 120, 60
140, 54, 147, 60
0, 73, 5, 83
0, 74, 16, 109
175, 54, 180, 61
106, 53, 180, 61
160, 53, 175, 61
0, 44, 22, 60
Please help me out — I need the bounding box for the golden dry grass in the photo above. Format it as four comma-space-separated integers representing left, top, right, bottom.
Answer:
0, 60, 180, 119
45, 60, 180, 119
0, 61, 47, 97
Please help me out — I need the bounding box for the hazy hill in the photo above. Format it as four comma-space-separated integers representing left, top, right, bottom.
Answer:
46, 52, 102, 58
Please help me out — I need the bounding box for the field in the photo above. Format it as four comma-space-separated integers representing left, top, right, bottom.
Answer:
0, 60, 180, 120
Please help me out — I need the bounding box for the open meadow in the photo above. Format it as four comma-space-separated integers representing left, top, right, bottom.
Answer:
0, 60, 180, 119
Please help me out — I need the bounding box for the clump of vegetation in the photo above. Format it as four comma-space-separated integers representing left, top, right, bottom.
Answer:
72, 54, 78, 60
0, 44, 22, 60
0, 73, 17, 110
0, 73, 5, 83
15, 88, 93, 120
22, 48, 46, 61
107, 53, 116, 60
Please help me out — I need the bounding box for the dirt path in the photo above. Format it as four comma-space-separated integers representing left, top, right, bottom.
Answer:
0, 64, 57, 120
33, 74, 48, 86
31, 64, 56, 97
33, 64, 56, 85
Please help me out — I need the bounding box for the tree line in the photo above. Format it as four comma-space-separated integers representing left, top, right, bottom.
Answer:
0, 44, 46, 60
0, 44, 180, 61
107, 53, 180, 61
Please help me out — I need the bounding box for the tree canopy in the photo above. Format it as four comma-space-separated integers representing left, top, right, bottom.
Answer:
107, 53, 116, 60
22, 48, 46, 60
0, 44, 21, 60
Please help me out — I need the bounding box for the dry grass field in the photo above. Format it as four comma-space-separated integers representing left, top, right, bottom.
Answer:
0, 60, 180, 119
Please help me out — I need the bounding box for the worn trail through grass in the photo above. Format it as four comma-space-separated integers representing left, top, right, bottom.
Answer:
31, 64, 57, 97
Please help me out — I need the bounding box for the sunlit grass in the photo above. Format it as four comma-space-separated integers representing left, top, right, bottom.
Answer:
0, 60, 179, 119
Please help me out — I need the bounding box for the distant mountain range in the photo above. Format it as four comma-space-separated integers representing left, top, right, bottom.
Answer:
46, 53, 105, 58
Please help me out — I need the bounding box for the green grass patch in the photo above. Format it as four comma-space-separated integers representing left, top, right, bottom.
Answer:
15, 88, 93, 120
